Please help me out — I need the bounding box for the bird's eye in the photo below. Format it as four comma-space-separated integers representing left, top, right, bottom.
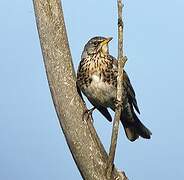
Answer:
93, 42, 98, 46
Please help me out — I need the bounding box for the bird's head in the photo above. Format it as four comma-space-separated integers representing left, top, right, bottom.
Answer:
82, 36, 113, 58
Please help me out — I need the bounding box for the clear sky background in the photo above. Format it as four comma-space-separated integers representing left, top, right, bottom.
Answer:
0, 0, 184, 179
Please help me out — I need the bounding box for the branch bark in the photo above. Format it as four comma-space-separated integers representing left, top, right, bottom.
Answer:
107, 0, 127, 179
33, 0, 126, 179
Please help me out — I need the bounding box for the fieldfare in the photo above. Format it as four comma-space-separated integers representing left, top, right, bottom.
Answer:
77, 36, 152, 141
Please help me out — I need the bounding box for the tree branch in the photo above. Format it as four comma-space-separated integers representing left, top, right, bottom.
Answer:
33, 0, 125, 179
107, 0, 127, 179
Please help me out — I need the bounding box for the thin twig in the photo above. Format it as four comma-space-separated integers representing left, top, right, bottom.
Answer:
107, 0, 127, 179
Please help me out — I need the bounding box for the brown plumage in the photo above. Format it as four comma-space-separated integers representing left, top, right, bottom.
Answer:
77, 36, 152, 141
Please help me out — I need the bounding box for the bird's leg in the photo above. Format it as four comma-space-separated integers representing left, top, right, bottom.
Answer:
83, 107, 96, 122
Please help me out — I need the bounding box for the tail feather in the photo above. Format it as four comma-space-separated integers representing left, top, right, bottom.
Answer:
133, 112, 152, 139
121, 108, 152, 142
124, 126, 139, 142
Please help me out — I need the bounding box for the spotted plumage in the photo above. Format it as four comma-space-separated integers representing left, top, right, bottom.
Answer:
77, 36, 152, 141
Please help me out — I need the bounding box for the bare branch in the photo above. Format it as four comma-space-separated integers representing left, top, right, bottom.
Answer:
107, 0, 127, 179
33, 0, 125, 179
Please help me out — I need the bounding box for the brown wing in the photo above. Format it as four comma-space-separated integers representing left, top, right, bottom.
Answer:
110, 55, 140, 114
123, 71, 140, 114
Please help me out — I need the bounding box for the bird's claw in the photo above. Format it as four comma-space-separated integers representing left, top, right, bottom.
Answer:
82, 107, 96, 123
115, 99, 123, 109
123, 56, 128, 63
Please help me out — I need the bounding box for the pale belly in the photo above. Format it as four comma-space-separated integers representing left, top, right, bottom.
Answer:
82, 74, 116, 108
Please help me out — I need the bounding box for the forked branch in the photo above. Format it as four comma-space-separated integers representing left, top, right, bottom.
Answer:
33, 0, 126, 179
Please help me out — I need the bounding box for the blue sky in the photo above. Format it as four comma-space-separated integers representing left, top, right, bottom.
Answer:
0, 0, 184, 179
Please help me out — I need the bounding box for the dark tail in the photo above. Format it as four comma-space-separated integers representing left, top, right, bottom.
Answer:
121, 107, 152, 142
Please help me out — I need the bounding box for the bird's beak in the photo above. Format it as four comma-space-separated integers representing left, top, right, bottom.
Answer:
97, 37, 113, 53
100, 37, 113, 46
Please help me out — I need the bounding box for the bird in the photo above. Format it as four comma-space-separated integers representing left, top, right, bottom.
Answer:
77, 36, 152, 141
